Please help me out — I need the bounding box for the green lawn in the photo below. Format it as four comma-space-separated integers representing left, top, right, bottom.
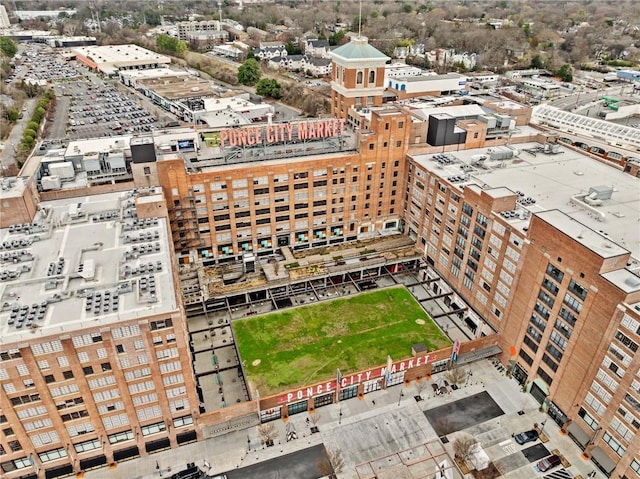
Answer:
233, 285, 451, 396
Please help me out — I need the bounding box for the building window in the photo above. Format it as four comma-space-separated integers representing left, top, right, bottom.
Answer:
546, 263, 564, 283
368, 70, 375, 84
356, 71, 363, 84
537, 367, 553, 386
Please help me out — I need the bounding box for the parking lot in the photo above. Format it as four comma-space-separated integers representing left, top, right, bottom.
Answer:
56, 80, 162, 140
6, 44, 82, 84
6, 44, 166, 141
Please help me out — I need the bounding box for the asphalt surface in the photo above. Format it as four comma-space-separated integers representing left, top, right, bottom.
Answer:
0, 98, 36, 170
522, 443, 551, 463
46, 95, 70, 140
424, 391, 505, 436
224, 444, 329, 479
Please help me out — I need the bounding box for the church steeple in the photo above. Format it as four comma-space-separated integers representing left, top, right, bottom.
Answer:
329, 36, 390, 120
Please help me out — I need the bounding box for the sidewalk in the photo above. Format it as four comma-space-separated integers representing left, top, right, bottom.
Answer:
84, 358, 605, 479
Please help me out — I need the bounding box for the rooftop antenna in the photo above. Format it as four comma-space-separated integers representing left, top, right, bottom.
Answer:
358, 0, 362, 37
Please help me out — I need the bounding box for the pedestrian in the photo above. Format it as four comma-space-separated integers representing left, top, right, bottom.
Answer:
203, 459, 211, 470
306, 417, 310, 426
372, 400, 376, 406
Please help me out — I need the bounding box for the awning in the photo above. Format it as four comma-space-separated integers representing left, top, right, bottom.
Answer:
79, 455, 107, 471
567, 423, 590, 447
457, 345, 502, 365
590, 447, 616, 473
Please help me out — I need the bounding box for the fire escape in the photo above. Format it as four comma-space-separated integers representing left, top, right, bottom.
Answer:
170, 189, 204, 251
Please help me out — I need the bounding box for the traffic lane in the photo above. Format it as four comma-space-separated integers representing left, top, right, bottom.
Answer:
224, 444, 329, 479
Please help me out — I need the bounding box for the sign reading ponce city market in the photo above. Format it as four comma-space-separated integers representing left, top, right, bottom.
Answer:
219, 118, 346, 148
276, 354, 437, 404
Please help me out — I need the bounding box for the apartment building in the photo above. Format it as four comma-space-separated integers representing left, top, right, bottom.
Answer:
176, 20, 222, 42
403, 135, 640, 477
0, 189, 200, 479
1, 33, 639, 479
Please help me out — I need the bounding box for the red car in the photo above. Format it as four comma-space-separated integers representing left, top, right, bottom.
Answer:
536, 454, 561, 472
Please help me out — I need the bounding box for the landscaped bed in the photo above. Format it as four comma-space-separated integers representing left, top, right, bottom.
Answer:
233, 285, 451, 396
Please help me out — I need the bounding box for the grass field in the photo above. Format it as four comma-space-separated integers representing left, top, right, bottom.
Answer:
232, 286, 451, 396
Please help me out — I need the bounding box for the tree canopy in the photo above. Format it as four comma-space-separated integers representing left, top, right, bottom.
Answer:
557, 63, 573, 82
0, 37, 18, 58
256, 78, 281, 99
237, 58, 262, 86
155, 34, 187, 54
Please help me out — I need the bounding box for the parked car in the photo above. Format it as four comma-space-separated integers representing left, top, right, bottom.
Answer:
536, 454, 561, 472
513, 429, 539, 445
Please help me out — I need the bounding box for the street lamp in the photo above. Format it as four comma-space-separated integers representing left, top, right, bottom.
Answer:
398, 389, 405, 406
247, 435, 251, 451
465, 370, 472, 386
540, 419, 547, 436
339, 407, 343, 425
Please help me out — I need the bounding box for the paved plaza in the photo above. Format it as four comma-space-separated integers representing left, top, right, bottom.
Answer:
83, 358, 605, 479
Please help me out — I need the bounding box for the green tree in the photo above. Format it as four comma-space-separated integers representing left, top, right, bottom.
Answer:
237, 58, 261, 86
256, 78, 281, 99
557, 63, 573, 82
5, 107, 19, 122
402, 3, 413, 13
530, 54, 544, 69
156, 34, 187, 54
328, 30, 345, 46
285, 41, 301, 55
0, 37, 18, 58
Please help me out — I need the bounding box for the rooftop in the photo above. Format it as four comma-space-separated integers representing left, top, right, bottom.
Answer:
72, 44, 170, 66
0, 189, 178, 344
410, 142, 640, 259
0, 176, 29, 199
139, 75, 217, 100
330, 36, 390, 62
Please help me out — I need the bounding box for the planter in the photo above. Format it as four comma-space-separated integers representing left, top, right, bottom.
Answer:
310, 426, 319, 434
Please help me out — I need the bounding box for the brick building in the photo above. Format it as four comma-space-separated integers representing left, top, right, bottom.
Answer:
1, 34, 639, 479
0, 189, 200, 478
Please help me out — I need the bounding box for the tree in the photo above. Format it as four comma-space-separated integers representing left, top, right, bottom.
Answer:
238, 58, 261, 86
557, 63, 573, 82
445, 365, 467, 386
530, 54, 544, 69
4, 107, 19, 122
257, 423, 278, 446
256, 78, 281, 99
156, 34, 187, 54
0, 37, 18, 58
285, 41, 301, 55
317, 447, 344, 477
453, 434, 477, 465
328, 30, 345, 46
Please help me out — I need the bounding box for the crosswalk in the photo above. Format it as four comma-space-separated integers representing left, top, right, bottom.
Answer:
543, 468, 573, 479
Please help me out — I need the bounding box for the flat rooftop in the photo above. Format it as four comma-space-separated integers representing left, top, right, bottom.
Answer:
139, 76, 218, 100
410, 142, 640, 259
0, 189, 178, 344
0, 177, 29, 199
73, 44, 170, 66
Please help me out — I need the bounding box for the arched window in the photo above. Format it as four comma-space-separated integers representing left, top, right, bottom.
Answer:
369, 70, 375, 84
357, 71, 363, 84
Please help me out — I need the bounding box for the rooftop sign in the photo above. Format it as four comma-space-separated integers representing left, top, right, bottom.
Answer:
220, 118, 345, 148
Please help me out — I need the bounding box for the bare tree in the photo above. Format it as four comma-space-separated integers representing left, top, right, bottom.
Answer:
453, 433, 477, 465
316, 447, 344, 478
445, 365, 467, 386
257, 423, 279, 446
309, 412, 321, 427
